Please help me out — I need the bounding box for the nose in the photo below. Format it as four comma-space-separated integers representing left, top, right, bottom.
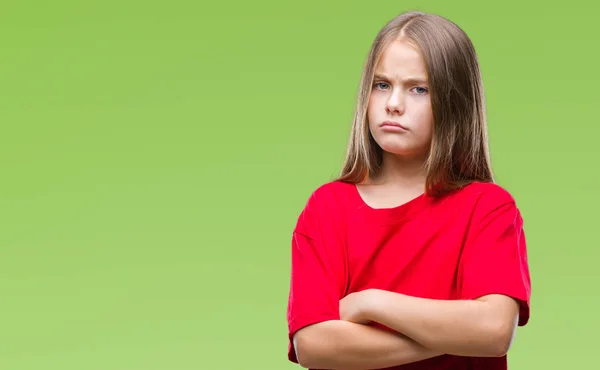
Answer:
386, 90, 405, 115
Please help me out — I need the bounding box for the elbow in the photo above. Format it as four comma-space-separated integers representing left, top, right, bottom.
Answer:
293, 320, 341, 368
474, 295, 520, 357
293, 330, 321, 369
485, 320, 517, 357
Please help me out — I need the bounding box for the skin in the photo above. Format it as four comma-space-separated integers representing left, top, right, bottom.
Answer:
367, 38, 434, 163
358, 37, 434, 208
292, 38, 521, 369
339, 290, 520, 358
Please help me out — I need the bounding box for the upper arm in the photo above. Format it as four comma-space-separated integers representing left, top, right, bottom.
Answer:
475, 294, 521, 355
476, 294, 520, 329
292, 321, 332, 368
458, 195, 532, 327
286, 192, 346, 364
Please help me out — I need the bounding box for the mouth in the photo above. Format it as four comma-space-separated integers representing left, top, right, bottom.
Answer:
380, 121, 408, 130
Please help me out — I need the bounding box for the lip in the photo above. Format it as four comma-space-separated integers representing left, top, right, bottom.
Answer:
380, 121, 408, 131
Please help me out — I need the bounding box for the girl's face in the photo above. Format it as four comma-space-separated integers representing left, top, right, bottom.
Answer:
367, 39, 434, 159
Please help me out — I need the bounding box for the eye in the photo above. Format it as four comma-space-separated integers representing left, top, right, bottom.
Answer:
373, 82, 389, 90
412, 86, 429, 95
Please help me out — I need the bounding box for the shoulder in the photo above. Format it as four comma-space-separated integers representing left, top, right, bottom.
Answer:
301, 180, 355, 210
440, 181, 521, 220
460, 181, 517, 205
457, 181, 524, 225
294, 180, 353, 233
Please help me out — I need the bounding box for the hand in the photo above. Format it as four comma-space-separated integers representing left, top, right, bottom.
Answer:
339, 289, 375, 325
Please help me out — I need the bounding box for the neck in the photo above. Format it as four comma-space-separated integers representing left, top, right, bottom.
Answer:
370, 151, 428, 188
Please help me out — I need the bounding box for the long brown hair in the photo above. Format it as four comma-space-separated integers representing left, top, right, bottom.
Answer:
336, 11, 494, 197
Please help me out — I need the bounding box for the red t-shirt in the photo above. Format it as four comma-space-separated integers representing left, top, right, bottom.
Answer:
286, 180, 531, 369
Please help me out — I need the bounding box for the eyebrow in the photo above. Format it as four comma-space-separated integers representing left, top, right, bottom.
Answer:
373, 73, 428, 85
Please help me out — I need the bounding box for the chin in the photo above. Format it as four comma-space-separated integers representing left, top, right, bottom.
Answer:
377, 141, 428, 158
382, 148, 414, 156
375, 139, 412, 154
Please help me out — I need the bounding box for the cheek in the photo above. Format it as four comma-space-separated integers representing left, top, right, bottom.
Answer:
367, 97, 378, 125
422, 112, 434, 143
414, 102, 433, 130
420, 109, 434, 130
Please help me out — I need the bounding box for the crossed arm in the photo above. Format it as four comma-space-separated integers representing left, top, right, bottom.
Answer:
292, 290, 520, 370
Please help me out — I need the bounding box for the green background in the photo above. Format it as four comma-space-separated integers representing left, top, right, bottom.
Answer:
1, 0, 598, 369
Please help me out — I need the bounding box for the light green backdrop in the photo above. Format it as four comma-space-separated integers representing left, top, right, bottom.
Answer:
1, 1, 598, 369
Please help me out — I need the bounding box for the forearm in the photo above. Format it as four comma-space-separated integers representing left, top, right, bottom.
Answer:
294, 320, 442, 369
365, 291, 517, 357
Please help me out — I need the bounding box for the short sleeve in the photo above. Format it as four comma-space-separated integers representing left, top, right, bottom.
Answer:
286, 192, 346, 363
458, 201, 532, 326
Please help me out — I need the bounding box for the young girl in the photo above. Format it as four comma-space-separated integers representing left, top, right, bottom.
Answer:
286, 10, 531, 370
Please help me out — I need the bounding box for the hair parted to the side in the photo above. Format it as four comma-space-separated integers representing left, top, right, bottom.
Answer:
336, 10, 494, 197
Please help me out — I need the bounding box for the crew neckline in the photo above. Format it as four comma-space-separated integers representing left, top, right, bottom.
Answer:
348, 182, 435, 224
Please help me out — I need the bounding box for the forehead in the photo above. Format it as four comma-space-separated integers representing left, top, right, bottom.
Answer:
374, 39, 427, 79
